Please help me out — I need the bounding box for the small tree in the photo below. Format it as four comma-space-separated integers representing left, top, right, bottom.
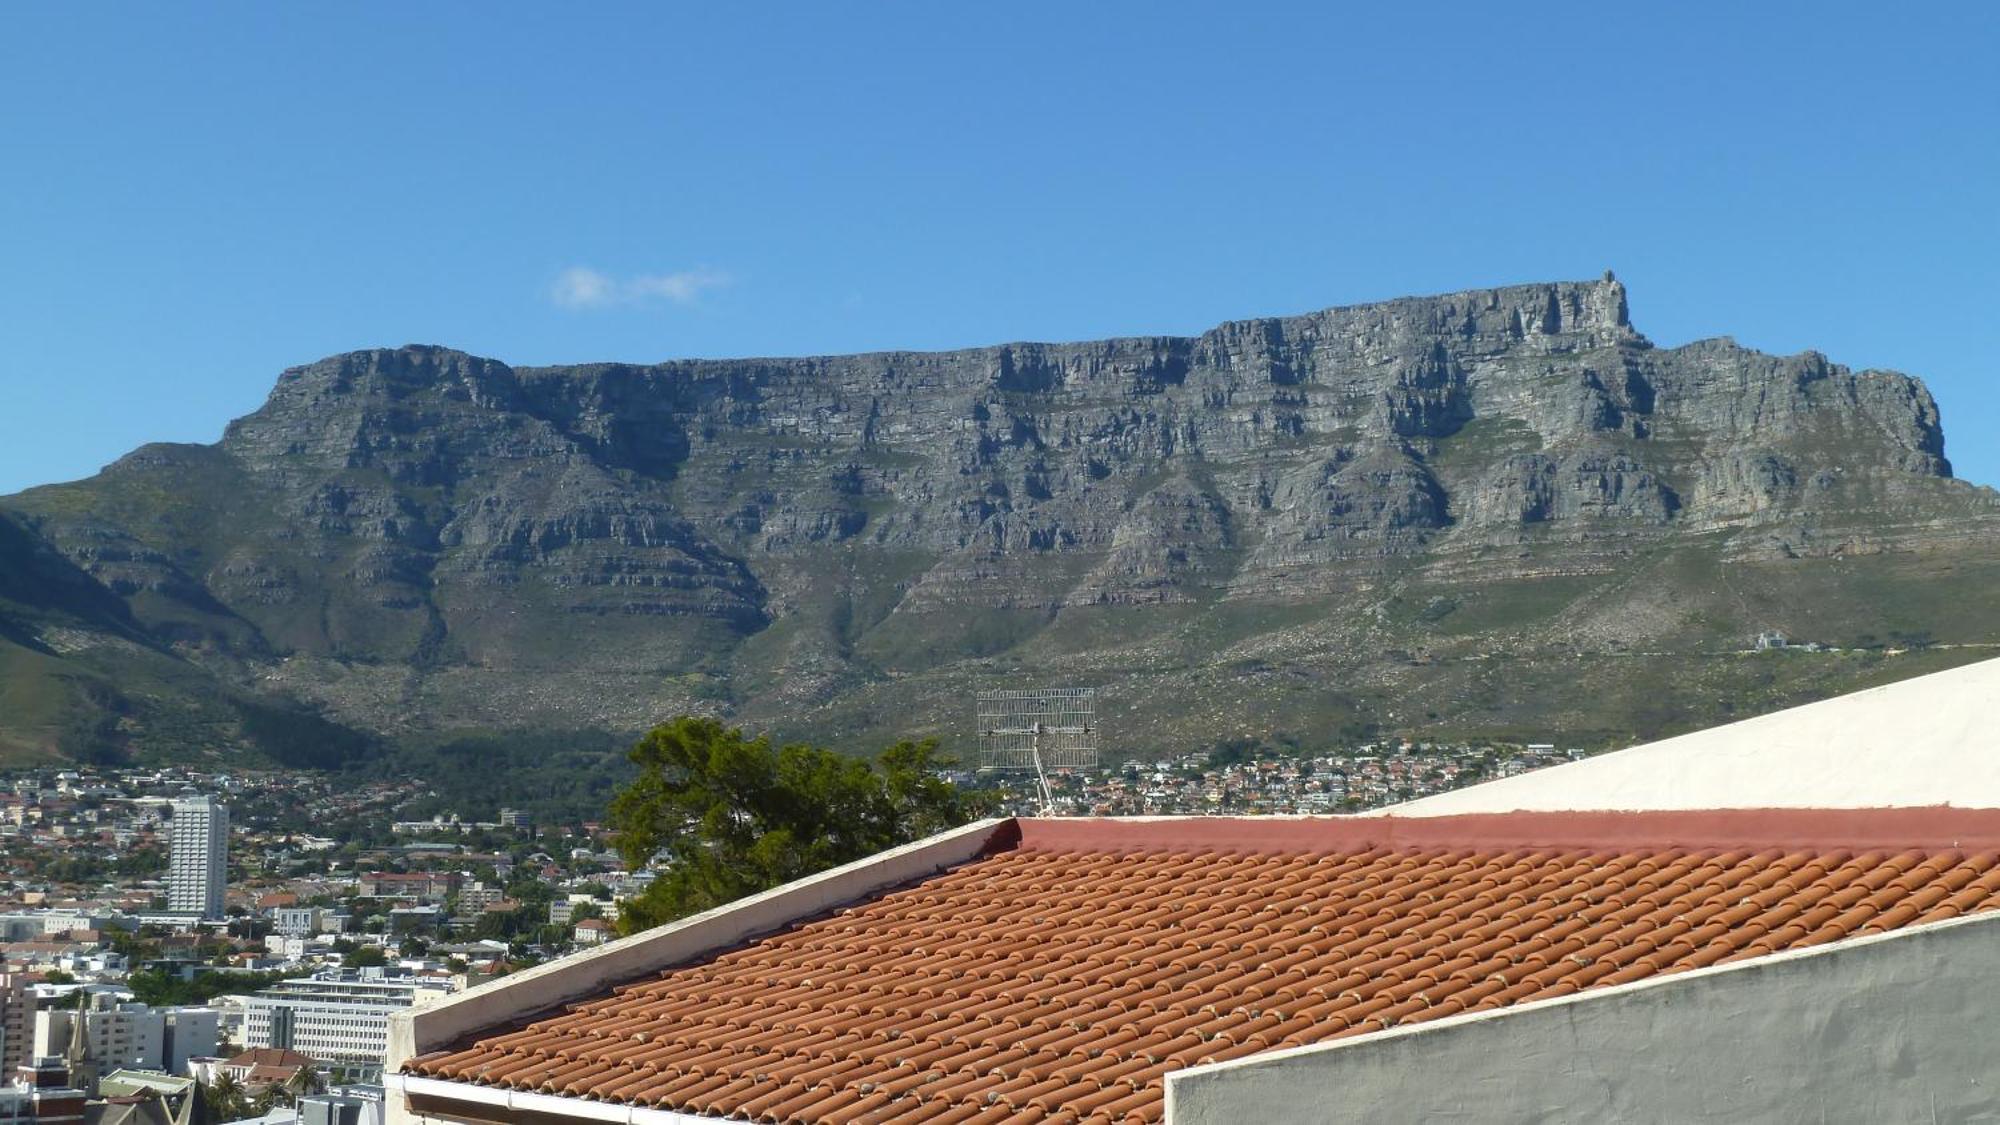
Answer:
203, 1074, 250, 1120
277, 1064, 324, 1106
609, 718, 986, 934
343, 944, 388, 969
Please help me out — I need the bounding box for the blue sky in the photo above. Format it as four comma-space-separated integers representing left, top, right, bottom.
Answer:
2, 3, 1996, 493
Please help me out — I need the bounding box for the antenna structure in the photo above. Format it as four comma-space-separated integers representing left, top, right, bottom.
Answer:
977, 687, 1097, 815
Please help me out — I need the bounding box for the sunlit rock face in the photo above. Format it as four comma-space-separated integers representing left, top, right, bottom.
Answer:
7, 276, 1995, 758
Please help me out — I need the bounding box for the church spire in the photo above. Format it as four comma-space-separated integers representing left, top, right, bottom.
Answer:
62, 994, 96, 1095
172, 1079, 204, 1125
63, 998, 86, 1063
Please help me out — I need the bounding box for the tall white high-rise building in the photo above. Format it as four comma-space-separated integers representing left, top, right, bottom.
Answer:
168, 794, 228, 919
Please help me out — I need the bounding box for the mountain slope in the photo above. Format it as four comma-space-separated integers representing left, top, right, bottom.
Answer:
6, 276, 1999, 763
0, 505, 384, 766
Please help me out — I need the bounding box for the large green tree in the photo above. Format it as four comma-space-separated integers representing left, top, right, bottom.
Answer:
609, 717, 986, 934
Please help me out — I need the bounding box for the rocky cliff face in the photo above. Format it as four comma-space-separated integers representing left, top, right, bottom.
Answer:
5, 277, 1997, 762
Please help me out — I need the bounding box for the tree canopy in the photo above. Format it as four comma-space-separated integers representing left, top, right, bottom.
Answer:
128, 967, 292, 1007
342, 945, 388, 968
608, 718, 986, 934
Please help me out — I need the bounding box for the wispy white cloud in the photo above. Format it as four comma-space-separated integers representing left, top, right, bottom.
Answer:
550, 266, 617, 309
548, 265, 732, 310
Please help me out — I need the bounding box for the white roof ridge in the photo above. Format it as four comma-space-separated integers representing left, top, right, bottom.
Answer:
1376, 655, 2000, 816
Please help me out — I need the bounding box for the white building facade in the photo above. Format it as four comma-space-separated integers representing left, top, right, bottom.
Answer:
243, 974, 452, 1077
32, 1001, 219, 1076
168, 795, 228, 920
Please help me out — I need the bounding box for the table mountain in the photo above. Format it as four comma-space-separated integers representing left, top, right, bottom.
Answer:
6, 275, 1999, 765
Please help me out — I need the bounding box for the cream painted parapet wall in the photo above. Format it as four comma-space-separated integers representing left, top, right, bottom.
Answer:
1375, 654, 2000, 815
1165, 910, 2000, 1124
384, 817, 1012, 1079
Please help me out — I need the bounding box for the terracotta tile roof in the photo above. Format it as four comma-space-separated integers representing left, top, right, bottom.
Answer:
225, 1047, 316, 1070
402, 810, 2000, 1124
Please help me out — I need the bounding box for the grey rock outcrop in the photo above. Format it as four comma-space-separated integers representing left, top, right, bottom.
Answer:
5, 276, 1996, 759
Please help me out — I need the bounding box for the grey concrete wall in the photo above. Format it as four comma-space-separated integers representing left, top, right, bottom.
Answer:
1167, 911, 2000, 1125
385, 817, 1013, 1125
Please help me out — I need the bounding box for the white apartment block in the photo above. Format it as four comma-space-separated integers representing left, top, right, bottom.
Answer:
168, 795, 228, 920
274, 907, 332, 936
242, 973, 454, 1073
33, 1001, 219, 1076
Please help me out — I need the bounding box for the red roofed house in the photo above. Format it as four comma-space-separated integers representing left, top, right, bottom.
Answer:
385, 656, 2000, 1123
257, 891, 299, 912
220, 1046, 316, 1095
361, 872, 461, 904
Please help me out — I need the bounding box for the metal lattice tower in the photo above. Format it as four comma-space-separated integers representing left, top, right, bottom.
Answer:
977, 687, 1098, 815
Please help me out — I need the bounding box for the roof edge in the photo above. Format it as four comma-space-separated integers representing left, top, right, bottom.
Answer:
1014, 807, 2000, 852
391, 1074, 714, 1123
387, 816, 1014, 1073
1162, 907, 2000, 1116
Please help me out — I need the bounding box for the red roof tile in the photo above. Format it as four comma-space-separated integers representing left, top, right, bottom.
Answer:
225, 1047, 316, 1072
403, 811, 2000, 1123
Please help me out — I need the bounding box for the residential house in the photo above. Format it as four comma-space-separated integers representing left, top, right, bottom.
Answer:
384, 656, 2000, 1124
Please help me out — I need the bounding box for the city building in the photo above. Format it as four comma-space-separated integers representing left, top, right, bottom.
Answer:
298, 1085, 387, 1125
219, 1046, 317, 1094
2, 1057, 86, 1124
385, 655, 2000, 1124
94, 1068, 196, 1102
450, 884, 502, 916
273, 908, 330, 938
356, 874, 458, 904
31, 913, 124, 937
166, 796, 227, 921
385, 907, 445, 935
0, 974, 37, 1079
33, 999, 218, 1080
243, 973, 453, 1080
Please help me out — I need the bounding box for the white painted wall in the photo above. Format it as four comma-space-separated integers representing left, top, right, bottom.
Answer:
1378, 654, 2000, 815
1166, 911, 2000, 1125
